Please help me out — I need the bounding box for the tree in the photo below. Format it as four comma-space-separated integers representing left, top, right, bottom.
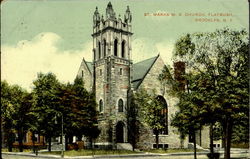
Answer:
1, 81, 16, 152
72, 77, 100, 147
170, 75, 204, 159
55, 77, 100, 149
173, 28, 249, 159
134, 89, 166, 149
33, 72, 61, 151
1, 81, 36, 152
127, 90, 140, 151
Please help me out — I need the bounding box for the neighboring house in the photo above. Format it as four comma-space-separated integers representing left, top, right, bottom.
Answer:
76, 2, 209, 149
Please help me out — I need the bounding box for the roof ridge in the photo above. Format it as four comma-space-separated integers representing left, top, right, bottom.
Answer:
133, 55, 160, 89
133, 55, 159, 65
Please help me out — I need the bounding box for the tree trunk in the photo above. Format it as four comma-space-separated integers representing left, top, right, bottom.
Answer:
65, 135, 68, 150
193, 131, 197, 159
7, 132, 14, 152
48, 136, 51, 152
155, 129, 159, 149
18, 130, 23, 152
89, 137, 93, 149
224, 117, 233, 159
31, 132, 36, 153
209, 124, 214, 157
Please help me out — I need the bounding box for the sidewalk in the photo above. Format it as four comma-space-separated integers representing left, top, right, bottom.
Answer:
2, 149, 249, 159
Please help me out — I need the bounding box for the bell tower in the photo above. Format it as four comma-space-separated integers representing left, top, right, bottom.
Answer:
92, 2, 133, 147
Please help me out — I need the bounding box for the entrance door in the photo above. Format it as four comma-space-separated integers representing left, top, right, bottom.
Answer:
116, 121, 124, 143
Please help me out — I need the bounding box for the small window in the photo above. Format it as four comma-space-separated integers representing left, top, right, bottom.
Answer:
98, 41, 101, 59
114, 39, 118, 56
119, 68, 123, 75
121, 40, 126, 58
103, 39, 106, 57
99, 100, 103, 112
93, 49, 96, 60
100, 69, 102, 76
81, 70, 84, 78
118, 99, 123, 112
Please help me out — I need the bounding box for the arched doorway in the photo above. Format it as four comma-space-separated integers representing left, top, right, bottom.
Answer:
116, 121, 124, 143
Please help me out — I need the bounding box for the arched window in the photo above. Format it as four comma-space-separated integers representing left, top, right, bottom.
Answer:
93, 49, 96, 61
99, 99, 103, 112
121, 40, 126, 58
114, 39, 118, 56
98, 41, 101, 59
153, 96, 168, 135
118, 99, 123, 112
103, 39, 106, 57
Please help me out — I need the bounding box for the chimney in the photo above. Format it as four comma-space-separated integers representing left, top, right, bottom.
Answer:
174, 61, 186, 91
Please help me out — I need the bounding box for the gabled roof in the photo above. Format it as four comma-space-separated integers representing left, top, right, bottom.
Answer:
132, 55, 159, 89
86, 61, 93, 74
83, 55, 160, 89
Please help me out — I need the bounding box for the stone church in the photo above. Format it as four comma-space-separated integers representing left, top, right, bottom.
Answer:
76, 2, 209, 149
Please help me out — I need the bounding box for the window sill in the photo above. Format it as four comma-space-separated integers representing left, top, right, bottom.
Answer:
153, 134, 169, 137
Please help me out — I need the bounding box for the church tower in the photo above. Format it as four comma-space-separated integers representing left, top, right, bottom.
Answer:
92, 2, 132, 147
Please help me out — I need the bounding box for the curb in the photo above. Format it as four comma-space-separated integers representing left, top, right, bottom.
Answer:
2, 150, 249, 159
2, 152, 208, 159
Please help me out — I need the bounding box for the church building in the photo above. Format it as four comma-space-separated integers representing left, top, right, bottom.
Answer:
76, 2, 209, 150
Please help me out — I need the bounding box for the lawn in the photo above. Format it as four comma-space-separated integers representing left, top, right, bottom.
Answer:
40, 148, 202, 156
2, 148, 32, 152
41, 149, 139, 156
145, 148, 203, 153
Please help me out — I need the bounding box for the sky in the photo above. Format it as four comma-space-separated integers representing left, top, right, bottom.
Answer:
1, 0, 249, 91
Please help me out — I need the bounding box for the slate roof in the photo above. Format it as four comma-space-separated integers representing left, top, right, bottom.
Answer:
84, 55, 159, 89
86, 61, 93, 74
132, 55, 159, 89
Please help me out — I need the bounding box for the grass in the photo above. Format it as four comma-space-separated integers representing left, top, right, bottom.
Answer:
41, 148, 203, 156
145, 148, 203, 153
231, 143, 249, 149
41, 149, 139, 156
2, 148, 33, 152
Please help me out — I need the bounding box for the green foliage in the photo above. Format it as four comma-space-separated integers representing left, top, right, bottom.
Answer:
135, 89, 165, 130
33, 72, 61, 138
71, 77, 100, 140
127, 91, 140, 150
1, 81, 37, 152
133, 89, 167, 149
172, 28, 249, 158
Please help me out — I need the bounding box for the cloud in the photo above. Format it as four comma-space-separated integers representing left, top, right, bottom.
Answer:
155, 40, 174, 66
1, 32, 92, 91
1, 33, 174, 91
132, 38, 174, 66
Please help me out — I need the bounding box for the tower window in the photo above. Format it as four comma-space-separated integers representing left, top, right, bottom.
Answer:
99, 99, 103, 112
103, 39, 106, 57
93, 49, 96, 60
121, 40, 126, 58
81, 70, 84, 78
118, 99, 124, 112
100, 69, 102, 76
114, 39, 118, 56
119, 68, 123, 75
98, 41, 101, 59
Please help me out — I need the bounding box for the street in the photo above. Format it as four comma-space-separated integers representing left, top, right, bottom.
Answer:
2, 153, 248, 159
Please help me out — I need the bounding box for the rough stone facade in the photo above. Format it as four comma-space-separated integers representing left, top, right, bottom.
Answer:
76, 2, 209, 149
135, 56, 189, 149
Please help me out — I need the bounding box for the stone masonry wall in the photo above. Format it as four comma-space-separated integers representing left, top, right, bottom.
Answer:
137, 56, 189, 149
76, 59, 93, 92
